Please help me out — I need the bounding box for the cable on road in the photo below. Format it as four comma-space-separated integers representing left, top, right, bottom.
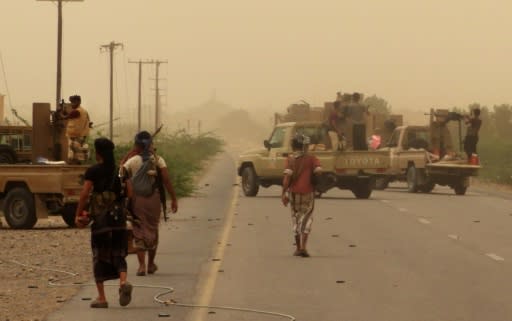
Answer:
6, 259, 297, 321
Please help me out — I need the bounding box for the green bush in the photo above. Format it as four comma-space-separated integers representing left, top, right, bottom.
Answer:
477, 138, 512, 185
91, 131, 224, 197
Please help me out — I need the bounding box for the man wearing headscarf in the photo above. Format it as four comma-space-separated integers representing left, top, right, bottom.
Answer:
75, 138, 132, 308
121, 131, 178, 276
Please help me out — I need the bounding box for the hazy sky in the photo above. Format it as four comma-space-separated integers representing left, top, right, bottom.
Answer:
1, 0, 511, 125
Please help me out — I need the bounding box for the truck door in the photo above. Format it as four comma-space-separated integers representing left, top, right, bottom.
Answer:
387, 129, 401, 174
263, 126, 289, 177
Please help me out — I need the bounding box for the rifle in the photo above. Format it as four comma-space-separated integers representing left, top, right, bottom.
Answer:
152, 124, 168, 221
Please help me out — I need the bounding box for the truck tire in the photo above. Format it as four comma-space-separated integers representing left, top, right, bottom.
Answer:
374, 177, 389, 190
406, 166, 419, 193
3, 187, 37, 229
241, 166, 259, 197
454, 184, 467, 195
351, 180, 373, 199
61, 203, 77, 228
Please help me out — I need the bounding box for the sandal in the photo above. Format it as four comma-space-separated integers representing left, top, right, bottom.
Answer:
300, 250, 310, 258
293, 249, 302, 256
136, 267, 146, 276
147, 264, 158, 274
119, 282, 133, 307
90, 300, 108, 308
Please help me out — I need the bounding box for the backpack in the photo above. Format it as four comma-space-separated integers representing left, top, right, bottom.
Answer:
89, 167, 127, 232
131, 155, 158, 197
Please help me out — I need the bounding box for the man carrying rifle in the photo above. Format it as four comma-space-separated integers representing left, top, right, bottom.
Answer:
120, 130, 178, 276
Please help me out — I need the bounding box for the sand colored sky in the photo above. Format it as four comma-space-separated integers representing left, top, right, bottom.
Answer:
1, 0, 511, 125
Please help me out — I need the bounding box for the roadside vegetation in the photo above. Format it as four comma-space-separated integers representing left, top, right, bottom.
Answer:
92, 130, 224, 197
453, 103, 512, 185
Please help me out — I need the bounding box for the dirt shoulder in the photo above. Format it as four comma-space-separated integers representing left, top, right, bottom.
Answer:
471, 178, 512, 198
0, 218, 91, 321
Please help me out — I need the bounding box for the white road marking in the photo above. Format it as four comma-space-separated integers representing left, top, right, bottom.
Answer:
486, 253, 505, 262
398, 208, 407, 212
190, 180, 240, 321
381, 200, 390, 203
448, 234, 459, 240
418, 218, 431, 225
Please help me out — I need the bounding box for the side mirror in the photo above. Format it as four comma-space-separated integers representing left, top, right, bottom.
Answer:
264, 140, 271, 149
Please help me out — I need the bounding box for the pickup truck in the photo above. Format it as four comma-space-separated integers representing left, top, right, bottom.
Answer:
237, 121, 390, 199
375, 125, 480, 195
0, 164, 86, 229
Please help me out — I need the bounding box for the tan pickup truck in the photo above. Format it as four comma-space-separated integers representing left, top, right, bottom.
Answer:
375, 124, 480, 195
0, 164, 86, 229
237, 121, 390, 199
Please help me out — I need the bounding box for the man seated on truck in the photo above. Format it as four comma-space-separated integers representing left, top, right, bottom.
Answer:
62, 95, 91, 164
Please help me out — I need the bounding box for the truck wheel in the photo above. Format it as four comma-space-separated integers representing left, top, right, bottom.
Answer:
406, 166, 419, 193
374, 177, 389, 190
3, 187, 37, 229
61, 203, 77, 227
351, 181, 373, 199
241, 166, 259, 197
454, 185, 467, 195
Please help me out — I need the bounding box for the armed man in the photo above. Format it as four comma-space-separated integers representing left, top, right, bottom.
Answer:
62, 95, 91, 164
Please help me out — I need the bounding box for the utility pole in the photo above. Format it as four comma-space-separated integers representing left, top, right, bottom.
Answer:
37, 0, 84, 108
153, 60, 167, 131
128, 59, 155, 132
100, 41, 123, 140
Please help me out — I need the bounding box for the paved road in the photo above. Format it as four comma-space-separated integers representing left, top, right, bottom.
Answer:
48, 153, 512, 321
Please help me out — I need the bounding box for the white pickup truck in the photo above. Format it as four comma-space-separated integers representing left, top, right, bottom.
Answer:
375, 125, 481, 195
237, 121, 390, 199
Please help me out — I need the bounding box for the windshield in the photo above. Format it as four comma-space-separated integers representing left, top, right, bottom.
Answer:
268, 127, 286, 148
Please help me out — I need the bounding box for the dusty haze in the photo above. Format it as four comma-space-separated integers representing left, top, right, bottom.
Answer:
1, 0, 511, 128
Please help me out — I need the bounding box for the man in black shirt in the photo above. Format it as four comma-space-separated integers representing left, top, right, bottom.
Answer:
463, 108, 482, 160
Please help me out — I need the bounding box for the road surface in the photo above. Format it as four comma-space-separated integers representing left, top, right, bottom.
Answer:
48, 153, 512, 321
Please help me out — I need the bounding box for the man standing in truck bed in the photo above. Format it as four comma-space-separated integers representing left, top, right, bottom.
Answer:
463, 108, 482, 161
64, 95, 91, 164
348, 92, 370, 150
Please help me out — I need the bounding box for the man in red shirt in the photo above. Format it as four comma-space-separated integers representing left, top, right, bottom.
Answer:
282, 135, 322, 257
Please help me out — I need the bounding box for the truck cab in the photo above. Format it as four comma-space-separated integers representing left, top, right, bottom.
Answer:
0, 126, 32, 163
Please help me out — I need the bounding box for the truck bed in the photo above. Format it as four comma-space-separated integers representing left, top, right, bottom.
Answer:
426, 162, 481, 176
311, 150, 390, 174
0, 164, 87, 194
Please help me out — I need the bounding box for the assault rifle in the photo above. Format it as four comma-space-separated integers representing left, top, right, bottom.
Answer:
153, 124, 169, 222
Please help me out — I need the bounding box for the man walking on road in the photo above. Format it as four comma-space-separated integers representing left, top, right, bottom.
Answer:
282, 135, 322, 257
121, 131, 178, 276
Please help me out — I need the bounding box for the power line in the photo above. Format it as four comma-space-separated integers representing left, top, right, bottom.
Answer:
128, 59, 159, 132
36, 0, 84, 108
0, 51, 30, 126
100, 41, 123, 140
